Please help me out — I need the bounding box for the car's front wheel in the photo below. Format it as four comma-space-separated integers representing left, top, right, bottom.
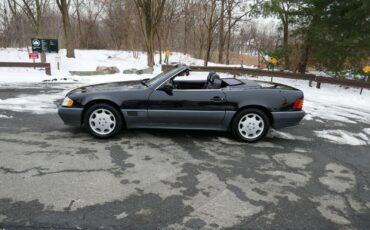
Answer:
232, 108, 270, 142
84, 103, 123, 138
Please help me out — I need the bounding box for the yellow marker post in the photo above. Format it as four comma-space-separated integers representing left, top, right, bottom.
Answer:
271, 57, 278, 65
164, 50, 171, 64
363, 66, 370, 74
360, 66, 370, 95
269, 57, 278, 81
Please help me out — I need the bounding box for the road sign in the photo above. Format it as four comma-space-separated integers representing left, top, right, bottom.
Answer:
165, 50, 171, 57
31, 39, 42, 53
28, 53, 39, 59
271, 57, 278, 65
31, 38, 59, 53
363, 66, 370, 74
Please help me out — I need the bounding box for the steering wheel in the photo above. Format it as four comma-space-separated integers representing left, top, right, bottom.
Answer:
169, 79, 177, 89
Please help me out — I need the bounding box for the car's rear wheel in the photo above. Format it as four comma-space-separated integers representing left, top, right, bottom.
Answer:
84, 103, 123, 138
232, 108, 270, 142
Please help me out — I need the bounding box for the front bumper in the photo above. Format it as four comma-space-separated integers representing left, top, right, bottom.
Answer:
271, 110, 305, 129
58, 106, 84, 126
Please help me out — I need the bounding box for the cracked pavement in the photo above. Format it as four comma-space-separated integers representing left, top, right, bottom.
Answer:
0, 84, 370, 229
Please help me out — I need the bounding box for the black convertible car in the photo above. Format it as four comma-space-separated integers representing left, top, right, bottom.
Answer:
58, 65, 305, 142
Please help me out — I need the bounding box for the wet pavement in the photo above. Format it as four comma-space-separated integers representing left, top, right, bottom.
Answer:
0, 84, 369, 229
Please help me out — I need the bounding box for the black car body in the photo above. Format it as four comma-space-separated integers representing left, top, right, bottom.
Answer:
58, 65, 305, 142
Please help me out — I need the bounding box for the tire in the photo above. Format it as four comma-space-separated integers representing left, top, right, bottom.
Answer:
232, 108, 270, 143
84, 103, 123, 138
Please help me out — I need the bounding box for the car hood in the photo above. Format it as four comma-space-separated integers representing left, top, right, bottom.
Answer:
67, 81, 145, 95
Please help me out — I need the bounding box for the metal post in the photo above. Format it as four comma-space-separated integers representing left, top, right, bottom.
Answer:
45, 64, 51, 75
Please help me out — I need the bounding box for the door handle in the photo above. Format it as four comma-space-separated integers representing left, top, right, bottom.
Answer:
211, 96, 224, 102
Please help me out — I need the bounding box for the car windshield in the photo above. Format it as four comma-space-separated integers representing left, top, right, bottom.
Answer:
146, 68, 179, 86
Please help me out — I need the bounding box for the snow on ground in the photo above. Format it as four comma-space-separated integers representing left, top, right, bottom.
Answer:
0, 48, 369, 145
0, 91, 67, 114
0, 48, 249, 85
314, 130, 370, 146
0, 114, 13, 119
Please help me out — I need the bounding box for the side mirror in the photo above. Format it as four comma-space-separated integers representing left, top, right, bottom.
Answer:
160, 84, 173, 95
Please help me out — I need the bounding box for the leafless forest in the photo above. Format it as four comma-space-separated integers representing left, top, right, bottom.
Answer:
0, 0, 369, 75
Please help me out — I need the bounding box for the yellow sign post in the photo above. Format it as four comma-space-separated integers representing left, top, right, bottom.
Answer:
164, 50, 171, 65
360, 66, 370, 95
362, 65, 370, 74
269, 57, 278, 82
271, 57, 278, 65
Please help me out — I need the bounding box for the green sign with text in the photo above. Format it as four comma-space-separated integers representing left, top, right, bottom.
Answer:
31, 38, 59, 53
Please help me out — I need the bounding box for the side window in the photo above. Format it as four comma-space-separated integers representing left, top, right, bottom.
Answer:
172, 71, 209, 90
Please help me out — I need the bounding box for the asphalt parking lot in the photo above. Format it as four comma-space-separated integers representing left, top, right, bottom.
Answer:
0, 84, 370, 229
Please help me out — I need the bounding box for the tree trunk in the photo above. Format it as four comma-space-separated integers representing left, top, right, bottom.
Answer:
63, 10, 75, 58
134, 0, 165, 67
218, 0, 225, 63
57, 0, 75, 58
204, 25, 213, 66
198, 38, 204, 59
283, 21, 289, 70
298, 43, 311, 74
156, 31, 162, 64
225, 32, 231, 65
76, 0, 83, 48
204, 36, 212, 67
145, 33, 155, 67
40, 52, 46, 63
225, 3, 232, 65
183, 0, 188, 54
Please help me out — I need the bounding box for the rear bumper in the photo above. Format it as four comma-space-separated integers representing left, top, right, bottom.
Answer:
271, 110, 305, 129
58, 107, 83, 126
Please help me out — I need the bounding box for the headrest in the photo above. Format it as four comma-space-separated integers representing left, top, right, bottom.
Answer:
210, 74, 220, 83
207, 72, 216, 81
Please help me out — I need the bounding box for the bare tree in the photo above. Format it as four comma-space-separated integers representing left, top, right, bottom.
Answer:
203, 0, 220, 66
56, 0, 75, 58
0, 0, 281, 68
225, 0, 248, 64
217, 0, 225, 63
134, 0, 166, 67
11, 0, 49, 62
73, 0, 83, 47
0, 2, 7, 46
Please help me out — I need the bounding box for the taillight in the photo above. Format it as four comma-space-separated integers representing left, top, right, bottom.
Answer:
293, 99, 304, 110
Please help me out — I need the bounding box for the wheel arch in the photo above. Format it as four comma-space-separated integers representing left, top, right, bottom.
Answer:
81, 99, 125, 126
230, 105, 273, 128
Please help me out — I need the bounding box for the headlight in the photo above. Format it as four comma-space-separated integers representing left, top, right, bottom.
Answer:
62, 97, 74, 107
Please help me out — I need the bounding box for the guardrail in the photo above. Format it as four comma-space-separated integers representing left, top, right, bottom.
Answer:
162, 65, 370, 90
0, 62, 51, 75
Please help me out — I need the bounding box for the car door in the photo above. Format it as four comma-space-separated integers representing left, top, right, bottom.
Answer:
147, 88, 227, 125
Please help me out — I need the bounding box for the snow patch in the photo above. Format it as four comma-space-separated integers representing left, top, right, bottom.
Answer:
315, 130, 369, 146
187, 189, 263, 228
269, 129, 312, 141
0, 114, 13, 119
272, 153, 313, 169
42, 78, 78, 84
363, 128, 370, 136
293, 148, 307, 153
310, 195, 351, 225
0, 92, 66, 114
115, 211, 128, 220
319, 163, 356, 193
216, 137, 284, 149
